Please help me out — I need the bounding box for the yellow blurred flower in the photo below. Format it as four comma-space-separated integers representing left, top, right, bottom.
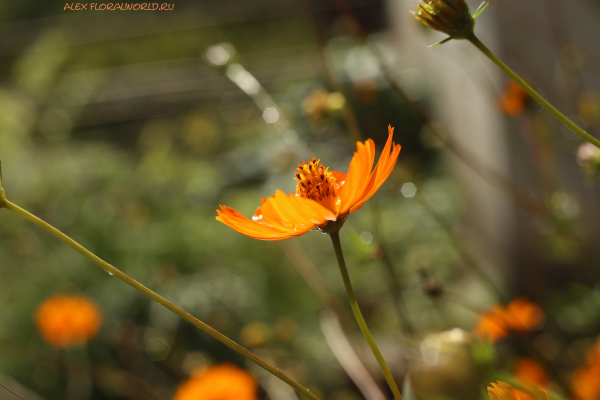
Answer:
173, 364, 258, 400
35, 294, 102, 349
578, 91, 600, 128
302, 88, 345, 121
475, 299, 544, 343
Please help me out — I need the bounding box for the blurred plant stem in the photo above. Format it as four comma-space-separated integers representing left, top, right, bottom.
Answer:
467, 33, 600, 149
414, 193, 508, 303
0, 197, 320, 400
0, 381, 29, 400
320, 310, 389, 400
64, 348, 92, 400
370, 199, 416, 335
329, 232, 403, 400
281, 240, 354, 327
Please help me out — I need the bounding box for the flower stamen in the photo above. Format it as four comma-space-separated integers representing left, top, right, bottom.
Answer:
294, 157, 338, 204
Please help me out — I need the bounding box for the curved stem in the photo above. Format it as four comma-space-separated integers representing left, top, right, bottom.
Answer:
1, 199, 320, 400
468, 34, 600, 149
329, 233, 403, 400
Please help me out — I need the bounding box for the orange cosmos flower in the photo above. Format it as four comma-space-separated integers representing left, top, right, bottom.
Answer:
173, 364, 258, 400
35, 294, 102, 349
475, 299, 544, 343
504, 298, 545, 332
513, 358, 549, 400
514, 358, 548, 386
570, 336, 600, 400
216, 125, 401, 240
488, 381, 549, 400
488, 381, 523, 400
572, 363, 600, 400
475, 306, 510, 343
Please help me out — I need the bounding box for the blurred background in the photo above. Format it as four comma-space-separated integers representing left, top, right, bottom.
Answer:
1, 0, 600, 399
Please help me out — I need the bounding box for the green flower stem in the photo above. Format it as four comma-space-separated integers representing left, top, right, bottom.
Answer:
0, 198, 320, 400
330, 232, 403, 400
468, 34, 600, 149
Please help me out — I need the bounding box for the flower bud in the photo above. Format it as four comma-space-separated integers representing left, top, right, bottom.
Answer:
577, 142, 600, 176
413, 0, 475, 40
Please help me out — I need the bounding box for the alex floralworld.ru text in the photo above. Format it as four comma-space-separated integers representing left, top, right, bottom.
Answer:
64, 3, 174, 10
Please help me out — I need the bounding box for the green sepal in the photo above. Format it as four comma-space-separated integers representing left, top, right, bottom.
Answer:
429, 36, 453, 47
473, 0, 490, 19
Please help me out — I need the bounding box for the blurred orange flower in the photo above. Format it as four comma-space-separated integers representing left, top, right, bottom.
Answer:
514, 358, 548, 386
475, 307, 509, 342
173, 364, 258, 400
35, 294, 102, 349
498, 80, 531, 117
216, 125, 401, 240
513, 358, 548, 400
571, 336, 600, 400
488, 381, 548, 400
488, 381, 522, 400
583, 336, 600, 365
475, 299, 544, 342
505, 299, 545, 332
572, 363, 600, 400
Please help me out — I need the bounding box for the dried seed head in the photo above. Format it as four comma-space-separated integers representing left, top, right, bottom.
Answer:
413, 0, 475, 40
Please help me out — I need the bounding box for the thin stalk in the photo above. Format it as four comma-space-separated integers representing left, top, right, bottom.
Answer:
468, 34, 600, 149
0, 199, 320, 400
414, 193, 507, 303
370, 200, 415, 335
329, 233, 403, 400
0, 382, 28, 400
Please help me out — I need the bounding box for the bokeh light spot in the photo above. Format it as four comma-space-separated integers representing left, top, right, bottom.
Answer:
359, 231, 373, 244
401, 182, 417, 198
262, 107, 279, 123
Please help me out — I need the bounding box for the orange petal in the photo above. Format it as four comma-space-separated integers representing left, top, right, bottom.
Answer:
338, 138, 375, 215
331, 170, 347, 187
488, 381, 522, 400
217, 206, 295, 240
216, 191, 335, 241
340, 125, 401, 214
350, 126, 401, 212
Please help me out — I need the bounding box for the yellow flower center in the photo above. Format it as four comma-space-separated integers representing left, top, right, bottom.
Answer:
295, 157, 338, 203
